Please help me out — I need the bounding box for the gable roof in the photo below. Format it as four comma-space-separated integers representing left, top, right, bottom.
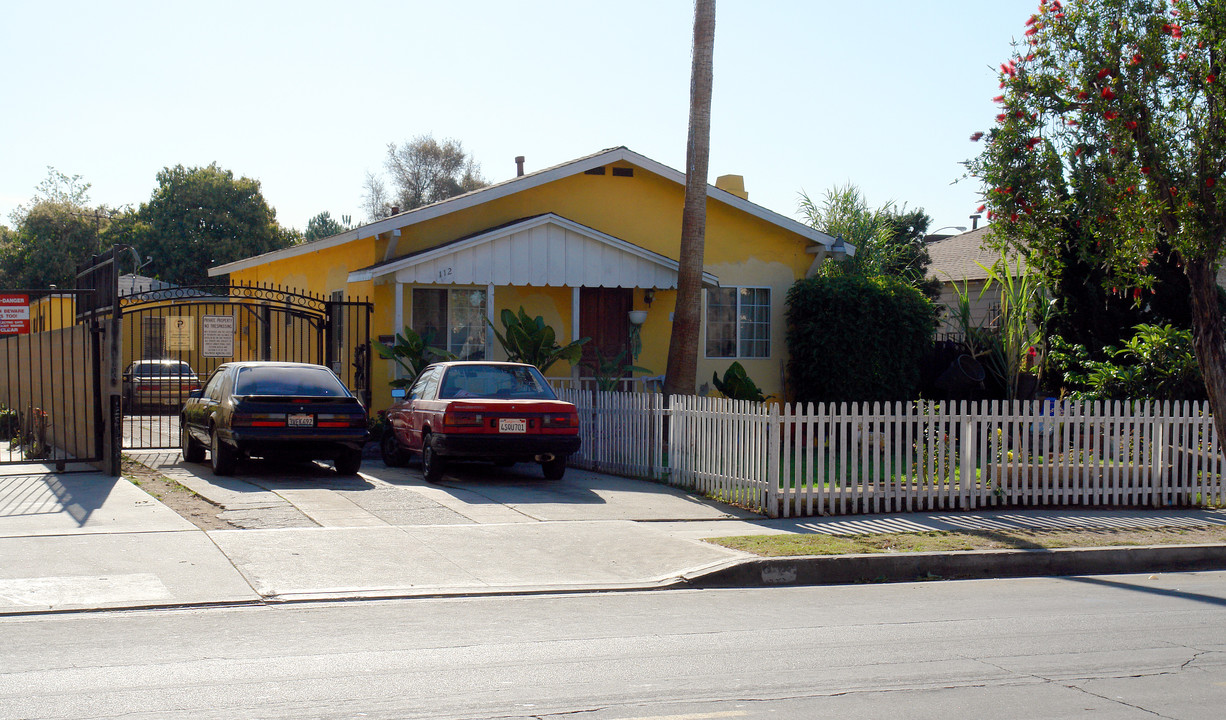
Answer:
348, 213, 720, 289
209, 146, 839, 277
926, 225, 1023, 282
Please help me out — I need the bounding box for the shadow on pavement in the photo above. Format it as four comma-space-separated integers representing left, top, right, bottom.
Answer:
0, 474, 119, 527
1063, 575, 1226, 608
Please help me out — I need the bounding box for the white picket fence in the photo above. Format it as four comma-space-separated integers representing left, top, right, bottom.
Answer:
552, 388, 1226, 518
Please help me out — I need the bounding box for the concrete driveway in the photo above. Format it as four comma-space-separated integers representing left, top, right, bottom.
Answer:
132, 450, 757, 529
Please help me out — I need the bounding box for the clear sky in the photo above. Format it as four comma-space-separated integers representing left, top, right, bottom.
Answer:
1, 0, 1038, 237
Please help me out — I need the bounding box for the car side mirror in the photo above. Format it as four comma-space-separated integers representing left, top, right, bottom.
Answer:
391, 388, 406, 398
187, 389, 203, 399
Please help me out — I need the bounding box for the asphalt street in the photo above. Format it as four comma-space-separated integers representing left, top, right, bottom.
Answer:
2, 574, 1224, 719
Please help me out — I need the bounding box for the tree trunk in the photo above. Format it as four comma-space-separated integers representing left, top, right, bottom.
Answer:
664, 0, 717, 397
1185, 258, 1226, 450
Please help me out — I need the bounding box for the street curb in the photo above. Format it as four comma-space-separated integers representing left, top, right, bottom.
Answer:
681, 543, 1226, 588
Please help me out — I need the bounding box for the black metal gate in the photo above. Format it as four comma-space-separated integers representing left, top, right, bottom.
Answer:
118, 282, 372, 450
0, 287, 105, 468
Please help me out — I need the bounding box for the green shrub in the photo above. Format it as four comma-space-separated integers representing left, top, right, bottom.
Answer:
786, 275, 936, 403
1052, 323, 1205, 402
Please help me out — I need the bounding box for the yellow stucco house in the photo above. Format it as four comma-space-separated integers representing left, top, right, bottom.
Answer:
209, 147, 843, 410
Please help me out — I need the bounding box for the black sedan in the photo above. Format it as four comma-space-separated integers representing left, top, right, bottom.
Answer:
181, 361, 369, 476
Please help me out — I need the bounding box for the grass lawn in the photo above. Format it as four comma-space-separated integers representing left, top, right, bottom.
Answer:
707, 525, 1226, 556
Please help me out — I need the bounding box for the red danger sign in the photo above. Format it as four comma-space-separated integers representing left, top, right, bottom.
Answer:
0, 294, 30, 334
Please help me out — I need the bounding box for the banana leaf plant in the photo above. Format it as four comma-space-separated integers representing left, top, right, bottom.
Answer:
489, 307, 590, 374
712, 361, 768, 402
375, 326, 455, 388
583, 348, 652, 392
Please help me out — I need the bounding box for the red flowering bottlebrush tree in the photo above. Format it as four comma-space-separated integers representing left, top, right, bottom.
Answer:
970, 0, 1226, 440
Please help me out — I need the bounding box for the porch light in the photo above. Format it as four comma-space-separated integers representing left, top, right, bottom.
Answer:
643, 288, 655, 307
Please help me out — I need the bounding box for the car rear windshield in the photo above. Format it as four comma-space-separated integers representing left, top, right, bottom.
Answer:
135, 362, 193, 376
234, 366, 349, 397
438, 365, 557, 400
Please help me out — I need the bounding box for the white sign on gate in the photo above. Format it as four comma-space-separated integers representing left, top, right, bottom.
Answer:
165, 316, 194, 351
202, 315, 235, 358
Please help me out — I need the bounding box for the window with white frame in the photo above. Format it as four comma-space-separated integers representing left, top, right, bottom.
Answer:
412, 288, 487, 360
705, 286, 770, 358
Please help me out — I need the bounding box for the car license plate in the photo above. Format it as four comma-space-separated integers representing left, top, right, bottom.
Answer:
498, 418, 526, 433
288, 413, 315, 427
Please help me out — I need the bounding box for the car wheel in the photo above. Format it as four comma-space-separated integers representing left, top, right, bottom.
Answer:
421, 433, 446, 483
542, 456, 567, 481
380, 431, 408, 468
210, 428, 236, 476
335, 447, 362, 475
181, 420, 205, 463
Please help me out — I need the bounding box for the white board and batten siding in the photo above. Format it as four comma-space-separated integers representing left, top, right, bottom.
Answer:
390, 215, 691, 290
551, 386, 1226, 518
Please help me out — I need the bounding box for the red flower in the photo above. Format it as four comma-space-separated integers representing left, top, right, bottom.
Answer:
1127, 121, 1139, 129
1075, 146, 1084, 156
1025, 15, 1037, 26
1170, 187, 1178, 195
1027, 137, 1043, 149
976, 204, 986, 213
1097, 68, 1112, 79
1105, 110, 1119, 120
1110, 147, 1118, 154
1179, 52, 1189, 60
1025, 27, 1038, 37
1209, 74, 1218, 83
1208, 178, 1217, 188
1140, 258, 1150, 268
1101, 87, 1117, 100
993, 94, 1005, 103
970, 131, 985, 141
1107, 177, 1117, 185
1141, 166, 1151, 174
997, 113, 1007, 123
1133, 288, 1142, 300
1077, 90, 1089, 100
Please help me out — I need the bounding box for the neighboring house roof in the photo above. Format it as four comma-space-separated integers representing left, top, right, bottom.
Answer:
208, 146, 841, 277
926, 225, 1020, 283
347, 213, 721, 289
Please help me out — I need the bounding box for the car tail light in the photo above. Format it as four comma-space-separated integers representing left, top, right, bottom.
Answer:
444, 411, 485, 427
318, 413, 366, 428
232, 413, 287, 427
542, 413, 578, 428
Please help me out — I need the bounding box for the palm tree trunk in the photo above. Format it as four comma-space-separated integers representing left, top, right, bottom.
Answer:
664, 0, 716, 397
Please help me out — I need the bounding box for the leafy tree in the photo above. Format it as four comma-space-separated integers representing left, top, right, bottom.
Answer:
664, 0, 716, 396
799, 184, 939, 298
304, 211, 348, 242
134, 164, 296, 286
969, 0, 1226, 439
0, 167, 107, 288
364, 135, 487, 219
0, 201, 100, 288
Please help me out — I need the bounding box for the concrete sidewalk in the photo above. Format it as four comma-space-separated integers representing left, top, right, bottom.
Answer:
0, 464, 748, 614
3, 460, 1226, 615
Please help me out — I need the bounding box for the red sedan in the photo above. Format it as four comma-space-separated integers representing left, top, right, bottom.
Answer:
380, 361, 581, 482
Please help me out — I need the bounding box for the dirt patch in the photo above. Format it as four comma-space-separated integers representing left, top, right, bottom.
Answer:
121, 456, 237, 531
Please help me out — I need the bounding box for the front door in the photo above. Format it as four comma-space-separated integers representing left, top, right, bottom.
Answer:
578, 287, 632, 375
